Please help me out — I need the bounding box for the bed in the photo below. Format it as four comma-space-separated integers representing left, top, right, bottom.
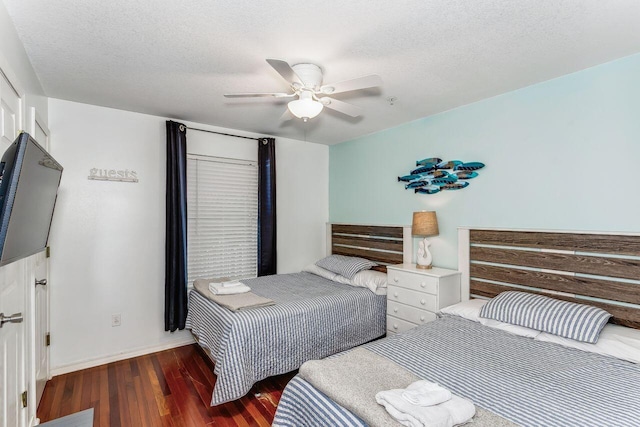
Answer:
272, 227, 640, 426
185, 223, 412, 405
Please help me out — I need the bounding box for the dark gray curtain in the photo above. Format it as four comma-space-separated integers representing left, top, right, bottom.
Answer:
258, 137, 277, 276
165, 121, 188, 331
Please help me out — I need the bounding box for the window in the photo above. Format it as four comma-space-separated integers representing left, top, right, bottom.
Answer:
187, 155, 258, 283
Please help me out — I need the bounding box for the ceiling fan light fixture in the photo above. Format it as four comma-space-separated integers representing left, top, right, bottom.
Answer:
225, 59, 383, 122
287, 93, 323, 122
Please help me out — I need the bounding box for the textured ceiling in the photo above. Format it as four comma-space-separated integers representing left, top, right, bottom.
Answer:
4, 0, 640, 145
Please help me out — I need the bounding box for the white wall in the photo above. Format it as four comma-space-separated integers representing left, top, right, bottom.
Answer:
47, 98, 329, 373
329, 53, 640, 270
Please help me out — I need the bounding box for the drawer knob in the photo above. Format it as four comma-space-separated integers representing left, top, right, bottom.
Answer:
394, 292, 398, 298
420, 299, 426, 305
393, 308, 398, 313
420, 316, 425, 322
394, 277, 399, 283
420, 282, 426, 288
393, 324, 398, 329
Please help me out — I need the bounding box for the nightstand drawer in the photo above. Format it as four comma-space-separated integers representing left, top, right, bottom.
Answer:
387, 269, 438, 294
387, 285, 437, 312
386, 316, 417, 333
388, 302, 437, 325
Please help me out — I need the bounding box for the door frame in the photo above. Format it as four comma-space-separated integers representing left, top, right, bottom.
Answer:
29, 108, 51, 418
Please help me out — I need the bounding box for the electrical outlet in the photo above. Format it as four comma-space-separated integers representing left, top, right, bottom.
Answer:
111, 313, 121, 327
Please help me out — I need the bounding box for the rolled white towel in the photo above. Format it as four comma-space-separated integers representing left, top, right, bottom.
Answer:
376, 385, 476, 427
376, 389, 452, 427
209, 282, 251, 295
401, 380, 452, 406
439, 396, 475, 426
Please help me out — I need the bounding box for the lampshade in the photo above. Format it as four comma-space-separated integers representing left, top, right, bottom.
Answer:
412, 211, 439, 237
288, 91, 323, 121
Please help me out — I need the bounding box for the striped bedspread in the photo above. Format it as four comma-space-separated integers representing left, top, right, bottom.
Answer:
185, 272, 386, 405
273, 315, 640, 426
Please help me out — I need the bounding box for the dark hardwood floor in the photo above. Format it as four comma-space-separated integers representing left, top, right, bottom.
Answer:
37, 344, 297, 426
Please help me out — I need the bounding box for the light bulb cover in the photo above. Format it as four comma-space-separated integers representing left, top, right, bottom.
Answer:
288, 92, 324, 120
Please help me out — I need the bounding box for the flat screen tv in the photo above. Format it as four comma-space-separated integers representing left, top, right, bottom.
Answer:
0, 132, 63, 266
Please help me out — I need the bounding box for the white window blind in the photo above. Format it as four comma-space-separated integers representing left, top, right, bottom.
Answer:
187, 155, 258, 283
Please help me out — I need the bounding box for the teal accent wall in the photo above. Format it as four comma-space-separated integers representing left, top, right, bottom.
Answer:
330, 53, 640, 270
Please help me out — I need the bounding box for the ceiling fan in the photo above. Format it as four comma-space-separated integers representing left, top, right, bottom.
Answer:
224, 59, 383, 122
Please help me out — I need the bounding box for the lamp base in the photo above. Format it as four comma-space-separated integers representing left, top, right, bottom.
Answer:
416, 237, 434, 270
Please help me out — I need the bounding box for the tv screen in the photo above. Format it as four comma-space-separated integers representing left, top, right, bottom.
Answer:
0, 132, 63, 266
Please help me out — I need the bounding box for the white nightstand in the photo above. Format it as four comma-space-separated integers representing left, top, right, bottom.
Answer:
386, 264, 461, 334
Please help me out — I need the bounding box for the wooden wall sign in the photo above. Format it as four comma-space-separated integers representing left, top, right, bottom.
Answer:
88, 168, 139, 183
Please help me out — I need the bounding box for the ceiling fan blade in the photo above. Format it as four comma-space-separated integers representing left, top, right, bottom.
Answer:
266, 59, 302, 85
319, 97, 363, 117
224, 92, 295, 98
320, 74, 382, 95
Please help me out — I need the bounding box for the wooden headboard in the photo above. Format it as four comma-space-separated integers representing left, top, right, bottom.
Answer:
458, 227, 640, 329
327, 223, 412, 269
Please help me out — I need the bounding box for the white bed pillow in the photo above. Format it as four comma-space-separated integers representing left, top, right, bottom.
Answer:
350, 270, 388, 295
440, 298, 487, 322
332, 274, 353, 285
535, 324, 640, 365
441, 299, 541, 338
303, 263, 354, 285
302, 263, 338, 281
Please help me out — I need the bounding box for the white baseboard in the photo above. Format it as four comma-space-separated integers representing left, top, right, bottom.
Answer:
50, 335, 195, 376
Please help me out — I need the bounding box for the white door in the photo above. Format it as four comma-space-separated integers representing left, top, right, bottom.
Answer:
1, 64, 27, 427
31, 110, 51, 408
0, 262, 27, 427
33, 252, 48, 408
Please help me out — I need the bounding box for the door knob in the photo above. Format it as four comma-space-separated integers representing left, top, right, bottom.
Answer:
0, 312, 23, 328
35, 279, 47, 286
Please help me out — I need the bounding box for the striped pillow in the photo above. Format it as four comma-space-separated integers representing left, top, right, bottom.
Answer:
315, 255, 377, 280
479, 291, 611, 343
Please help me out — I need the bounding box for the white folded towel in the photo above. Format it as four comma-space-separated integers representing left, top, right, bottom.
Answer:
401, 380, 452, 406
208, 281, 251, 295
376, 389, 451, 427
219, 280, 243, 287
438, 396, 476, 426
376, 382, 475, 427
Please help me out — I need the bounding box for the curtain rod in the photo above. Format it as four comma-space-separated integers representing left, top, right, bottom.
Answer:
186, 126, 261, 141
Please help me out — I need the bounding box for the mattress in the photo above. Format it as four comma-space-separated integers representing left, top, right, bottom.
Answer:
273, 315, 640, 426
185, 272, 386, 405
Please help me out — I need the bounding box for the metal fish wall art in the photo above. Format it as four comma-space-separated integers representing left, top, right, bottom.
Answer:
410, 164, 437, 175
405, 180, 428, 189
398, 170, 450, 183
398, 157, 484, 195
415, 186, 442, 195
416, 157, 442, 166
453, 171, 478, 179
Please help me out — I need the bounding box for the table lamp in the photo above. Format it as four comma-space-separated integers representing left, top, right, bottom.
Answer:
412, 211, 439, 269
